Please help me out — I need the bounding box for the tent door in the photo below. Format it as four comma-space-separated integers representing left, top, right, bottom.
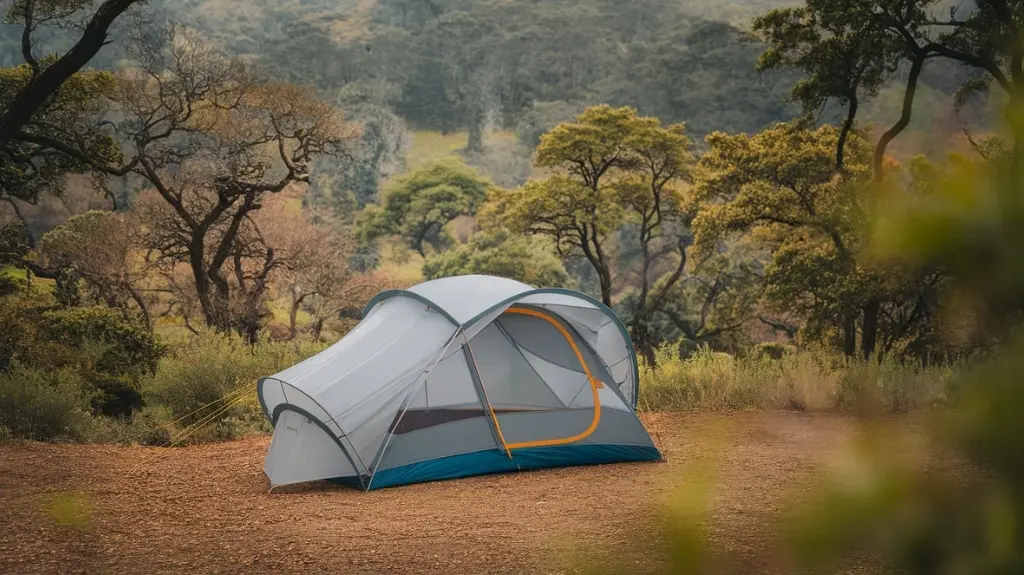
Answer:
465, 307, 602, 452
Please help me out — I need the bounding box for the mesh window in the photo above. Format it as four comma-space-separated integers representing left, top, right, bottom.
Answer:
396, 349, 492, 436
515, 345, 589, 407
469, 324, 564, 409
498, 309, 617, 387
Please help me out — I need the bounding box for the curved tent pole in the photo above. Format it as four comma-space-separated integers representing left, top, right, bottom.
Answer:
364, 325, 464, 491
500, 307, 603, 450
363, 287, 640, 410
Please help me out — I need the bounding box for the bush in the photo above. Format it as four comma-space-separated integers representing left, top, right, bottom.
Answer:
639, 344, 962, 414
40, 306, 163, 375
87, 405, 175, 446
39, 307, 164, 418
0, 295, 165, 419
749, 341, 797, 360
640, 345, 764, 411
0, 290, 44, 371
0, 363, 96, 441
141, 332, 325, 444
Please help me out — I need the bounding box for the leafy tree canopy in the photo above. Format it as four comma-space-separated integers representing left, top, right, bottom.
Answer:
693, 122, 942, 357
422, 229, 571, 288
0, 61, 121, 209
357, 159, 490, 257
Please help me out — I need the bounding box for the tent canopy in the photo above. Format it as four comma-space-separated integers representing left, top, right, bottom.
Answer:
258, 275, 659, 490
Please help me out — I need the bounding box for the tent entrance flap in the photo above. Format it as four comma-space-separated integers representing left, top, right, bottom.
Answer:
472, 306, 602, 451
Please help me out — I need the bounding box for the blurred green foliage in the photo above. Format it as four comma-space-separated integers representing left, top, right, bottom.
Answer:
43, 491, 92, 530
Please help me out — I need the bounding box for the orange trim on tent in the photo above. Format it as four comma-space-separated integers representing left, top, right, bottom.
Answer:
497, 306, 602, 450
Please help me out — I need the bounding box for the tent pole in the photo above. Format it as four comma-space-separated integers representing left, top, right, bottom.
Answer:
463, 332, 513, 459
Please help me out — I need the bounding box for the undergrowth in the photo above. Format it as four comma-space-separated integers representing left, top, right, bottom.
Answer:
639, 344, 964, 414
1, 334, 968, 446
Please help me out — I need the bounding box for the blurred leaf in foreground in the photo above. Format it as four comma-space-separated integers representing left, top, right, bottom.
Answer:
43, 490, 91, 530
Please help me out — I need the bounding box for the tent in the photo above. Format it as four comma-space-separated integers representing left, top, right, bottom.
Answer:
257, 274, 660, 490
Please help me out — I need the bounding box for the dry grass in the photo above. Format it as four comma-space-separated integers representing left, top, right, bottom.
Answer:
402, 130, 518, 171
639, 345, 963, 414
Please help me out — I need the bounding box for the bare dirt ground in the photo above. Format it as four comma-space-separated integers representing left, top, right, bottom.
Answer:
0, 412, 931, 574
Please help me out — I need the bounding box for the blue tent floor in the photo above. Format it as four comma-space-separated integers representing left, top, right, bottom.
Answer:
330, 443, 661, 490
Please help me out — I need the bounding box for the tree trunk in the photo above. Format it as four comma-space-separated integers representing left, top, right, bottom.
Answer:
843, 315, 857, 357
311, 317, 326, 341
288, 293, 300, 341
189, 236, 216, 327
466, 105, 486, 154
874, 53, 925, 182
861, 299, 880, 360
190, 235, 232, 333
127, 285, 152, 330
630, 319, 657, 370
597, 265, 612, 307
836, 92, 859, 172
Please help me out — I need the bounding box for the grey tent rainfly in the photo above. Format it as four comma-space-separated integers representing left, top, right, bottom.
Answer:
257, 275, 661, 490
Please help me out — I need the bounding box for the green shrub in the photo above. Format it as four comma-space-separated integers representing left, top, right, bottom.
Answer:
0, 291, 44, 371
40, 306, 164, 375
141, 332, 325, 444
0, 364, 95, 441
749, 341, 797, 360
0, 296, 165, 419
37, 307, 164, 418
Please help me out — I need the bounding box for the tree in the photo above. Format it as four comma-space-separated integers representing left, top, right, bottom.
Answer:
755, 0, 1024, 180
0, 0, 142, 148
484, 105, 696, 365
611, 118, 695, 365
624, 241, 765, 355
308, 82, 408, 218
104, 26, 358, 340
426, 8, 501, 153
256, 199, 392, 341
39, 210, 155, 326
0, 62, 123, 243
600, 19, 798, 139
751, 0, 1024, 357
694, 123, 867, 354
753, 1, 906, 172
357, 159, 490, 258
692, 122, 943, 358
422, 229, 571, 288
514, 100, 586, 150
